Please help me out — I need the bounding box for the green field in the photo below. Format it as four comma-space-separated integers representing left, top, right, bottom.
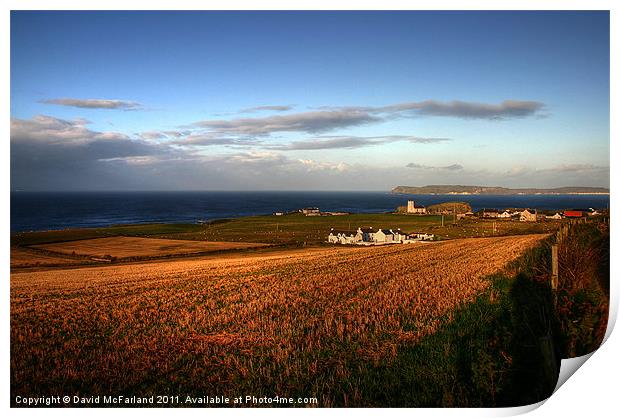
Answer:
12, 213, 562, 247
11, 223, 206, 246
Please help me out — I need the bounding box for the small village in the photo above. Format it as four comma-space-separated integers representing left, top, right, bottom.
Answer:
397, 200, 602, 220
320, 200, 605, 246
328, 227, 434, 245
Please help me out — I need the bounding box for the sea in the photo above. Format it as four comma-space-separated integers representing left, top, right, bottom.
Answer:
10, 191, 610, 233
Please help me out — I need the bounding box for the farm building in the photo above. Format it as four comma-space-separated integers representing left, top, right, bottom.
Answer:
327, 229, 358, 244
546, 213, 563, 220
457, 211, 475, 220
301, 207, 320, 215
497, 211, 512, 218
564, 210, 586, 218
407, 200, 427, 214
481, 209, 500, 218
322, 211, 349, 216
520, 209, 537, 222
408, 232, 435, 241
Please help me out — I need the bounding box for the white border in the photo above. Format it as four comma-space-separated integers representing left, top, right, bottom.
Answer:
3, 2, 617, 418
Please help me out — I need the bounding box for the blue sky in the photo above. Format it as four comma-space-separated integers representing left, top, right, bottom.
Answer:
10, 11, 609, 191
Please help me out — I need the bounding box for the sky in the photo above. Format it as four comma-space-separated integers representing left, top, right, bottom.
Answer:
10, 11, 610, 191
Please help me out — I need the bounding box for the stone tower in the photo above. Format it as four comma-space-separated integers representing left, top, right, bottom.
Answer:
407, 200, 415, 213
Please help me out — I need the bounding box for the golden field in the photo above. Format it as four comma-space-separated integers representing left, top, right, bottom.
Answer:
10, 246, 92, 268
11, 234, 545, 406
32, 236, 269, 259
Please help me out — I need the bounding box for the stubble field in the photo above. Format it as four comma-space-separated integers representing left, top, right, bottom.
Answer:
11, 234, 545, 406
31, 236, 269, 259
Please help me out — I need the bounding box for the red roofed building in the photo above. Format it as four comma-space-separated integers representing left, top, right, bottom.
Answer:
564, 210, 585, 218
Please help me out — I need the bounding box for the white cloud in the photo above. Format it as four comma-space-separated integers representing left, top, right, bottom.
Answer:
11, 115, 128, 144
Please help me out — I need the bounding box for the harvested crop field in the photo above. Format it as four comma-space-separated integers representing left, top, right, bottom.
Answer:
11, 234, 546, 406
10, 247, 89, 268
31, 236, 269, 259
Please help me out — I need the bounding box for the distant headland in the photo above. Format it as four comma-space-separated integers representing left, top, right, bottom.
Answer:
391, 185, 610, 195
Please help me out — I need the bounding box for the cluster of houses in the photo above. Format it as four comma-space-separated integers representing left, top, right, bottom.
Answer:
272, 207, 322, 216
403, 200, 603, 222
473, 208, 602, 222
471, 208, 545, 221
328, 227, 434, 245
273, 207, 348, 217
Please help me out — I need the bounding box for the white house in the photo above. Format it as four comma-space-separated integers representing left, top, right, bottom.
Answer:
382, 229, 398, 243
327, 229, 358, 244
546, 213, 563, 220
390, 228, 407, 243
520, 209, 537, 222
498, 211, 512, 218
373, 229, 389, 243
357, 227, 376, 242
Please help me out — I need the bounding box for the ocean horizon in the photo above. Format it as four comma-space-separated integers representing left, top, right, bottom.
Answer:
10, 190, 610, 233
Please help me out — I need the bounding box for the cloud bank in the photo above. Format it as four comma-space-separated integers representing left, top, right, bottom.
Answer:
11, 93, 595, 192
193, 99, 545, 138
271, 135, 450, 150
406, 162, 464, 171
194, 110, 380, 136
380, 100, 544, 120
240, 105, 293, 113
40, 98, 142, 110
10, 115, 608, 191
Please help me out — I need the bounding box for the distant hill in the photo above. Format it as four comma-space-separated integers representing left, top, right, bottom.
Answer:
391, 185, 609, 195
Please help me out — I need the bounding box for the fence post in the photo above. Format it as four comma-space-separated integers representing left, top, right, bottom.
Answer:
551, 244, 558, 291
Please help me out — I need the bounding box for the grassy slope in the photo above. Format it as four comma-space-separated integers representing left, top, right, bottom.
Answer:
554, 222, 609, 357
11, 223, 206, 246
425, 201, 472, 214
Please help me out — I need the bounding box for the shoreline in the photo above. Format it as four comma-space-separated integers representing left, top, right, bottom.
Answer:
11, 193, 609, 234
